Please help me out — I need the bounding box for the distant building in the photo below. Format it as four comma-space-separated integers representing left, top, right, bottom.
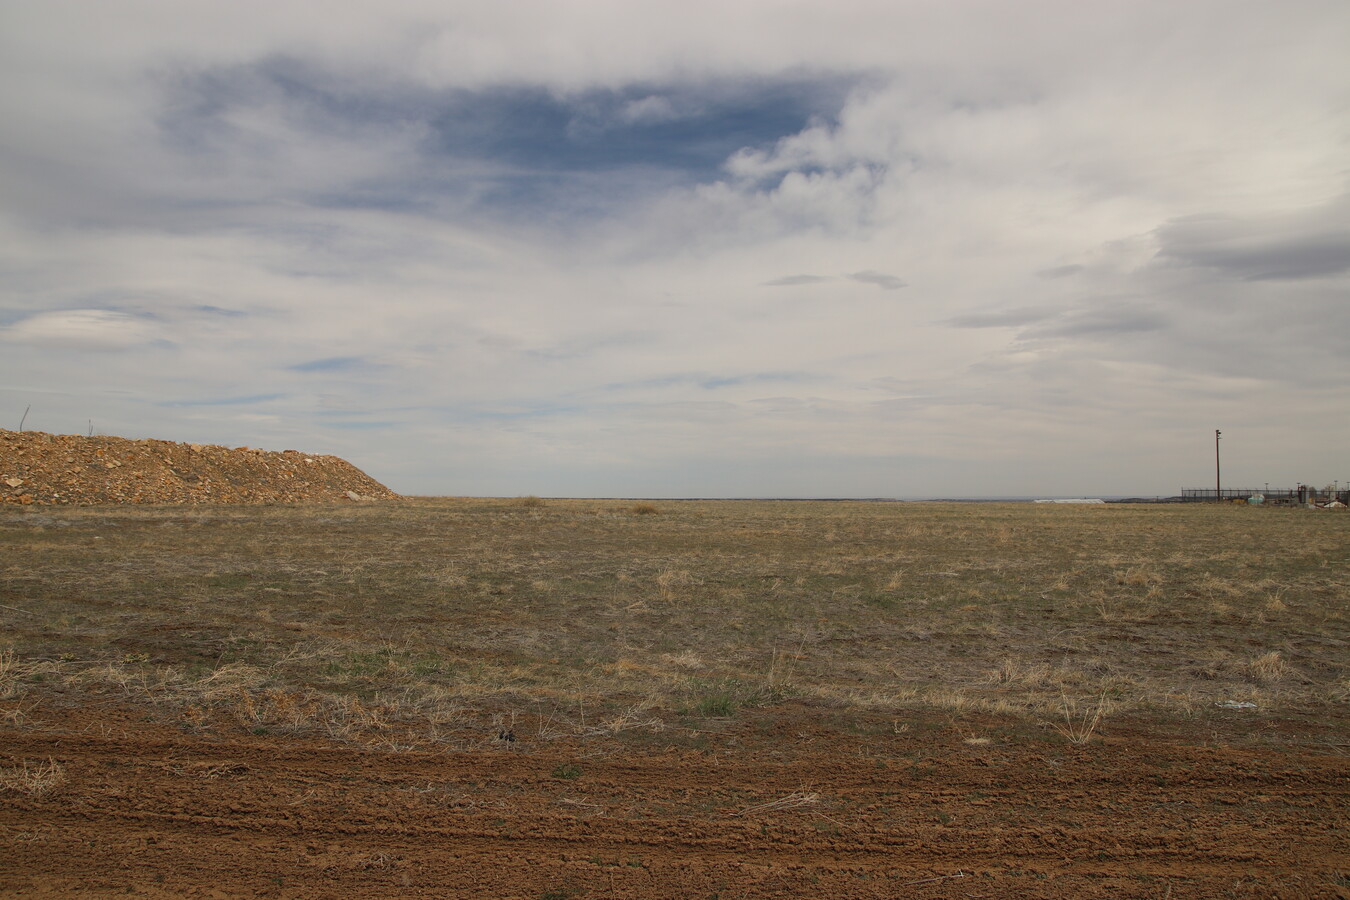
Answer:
1034, 498, 1105, 504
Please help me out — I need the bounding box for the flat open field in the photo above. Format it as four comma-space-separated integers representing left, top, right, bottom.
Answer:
2, 499, 1347, 898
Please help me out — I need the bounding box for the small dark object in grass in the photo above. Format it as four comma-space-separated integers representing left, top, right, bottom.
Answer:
631, 503, 660, 515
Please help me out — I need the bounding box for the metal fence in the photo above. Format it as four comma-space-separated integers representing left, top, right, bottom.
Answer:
1181, 487, 1350, 504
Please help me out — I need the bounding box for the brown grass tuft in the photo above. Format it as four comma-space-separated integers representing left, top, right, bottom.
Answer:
0, 757, 66, 798
1245, 651, 1289, 683
1052, 692, 1109, 745
988, 658, 1053, 687
0, 649, 21, 700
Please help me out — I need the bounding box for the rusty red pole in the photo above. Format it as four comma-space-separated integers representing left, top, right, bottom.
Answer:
1215, 430, 1221, 502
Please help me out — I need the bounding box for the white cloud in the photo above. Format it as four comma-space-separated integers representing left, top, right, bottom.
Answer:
2, 310, 164, 351
618, 95, 678, 125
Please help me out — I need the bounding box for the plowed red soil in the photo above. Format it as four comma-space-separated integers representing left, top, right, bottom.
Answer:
3, 705, 1347, 899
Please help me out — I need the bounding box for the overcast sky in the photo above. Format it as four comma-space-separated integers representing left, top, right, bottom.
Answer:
2, 1, 1348, 497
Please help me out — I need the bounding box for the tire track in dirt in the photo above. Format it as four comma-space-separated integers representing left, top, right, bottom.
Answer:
3, 712, 1348, 898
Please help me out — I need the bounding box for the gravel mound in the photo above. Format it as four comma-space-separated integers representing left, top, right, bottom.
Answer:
1, 429, 398, 506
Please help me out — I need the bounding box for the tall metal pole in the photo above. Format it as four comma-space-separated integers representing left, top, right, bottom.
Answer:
1215, 430, 1221, 502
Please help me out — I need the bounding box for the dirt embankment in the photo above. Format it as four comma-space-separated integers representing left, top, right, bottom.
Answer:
0, 429, 398, 506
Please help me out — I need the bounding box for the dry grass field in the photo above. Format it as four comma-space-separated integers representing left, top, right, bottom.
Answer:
1, 499, 1348, 898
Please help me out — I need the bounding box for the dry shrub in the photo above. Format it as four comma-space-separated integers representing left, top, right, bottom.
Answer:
1117, 566, 1161, 587
434, 569, 469, 588
516, 496, 545, 508
1245, 651, 1288, 684
327, 695, 392, 734
988, 658, 1053, 687
601, 658, 656, 676
655, 568, 699, 600
1196, 573, 1246, 601
0, 652, 57, 702
0, 649, 20, 700
0, 757, 66, 798
598, 705, 664, 735
1185, 658, 1227, 681
921, 688, 974, 712
1052, 692, 1109, 745
231, 687, 308, 730
194, 663, 268, 701
60, 660, 173, 703
663, 651, 706, 671
631, 502, 660, 515
176, 665, 402, 740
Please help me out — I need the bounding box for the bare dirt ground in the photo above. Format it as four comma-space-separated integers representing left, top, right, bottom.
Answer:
2, 498, 1348, 897
1, 429, 397, 506
3, 702, 1348, 899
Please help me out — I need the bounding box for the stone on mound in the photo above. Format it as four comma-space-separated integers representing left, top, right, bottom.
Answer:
0, 429, 399, 506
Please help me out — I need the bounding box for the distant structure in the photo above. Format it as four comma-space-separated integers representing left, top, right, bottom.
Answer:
1181, 485, 1350, 506
1034, 498, 1105, 504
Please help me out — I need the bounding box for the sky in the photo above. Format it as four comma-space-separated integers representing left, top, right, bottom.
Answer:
2, 1, 1348, 498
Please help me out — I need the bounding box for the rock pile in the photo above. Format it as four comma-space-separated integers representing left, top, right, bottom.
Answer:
0, 429, 399, 506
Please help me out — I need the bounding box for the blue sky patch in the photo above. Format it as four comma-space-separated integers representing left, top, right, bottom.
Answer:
288, 356, 367, 373
157, 59, 860, 216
